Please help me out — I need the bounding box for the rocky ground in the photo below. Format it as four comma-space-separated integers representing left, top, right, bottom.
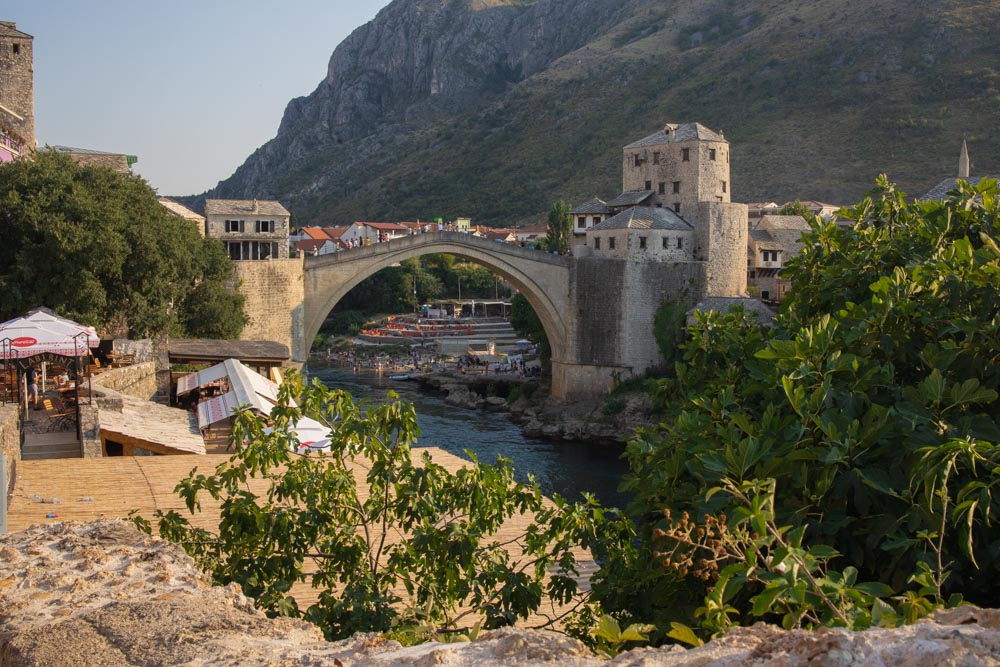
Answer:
2, 520, 999, 666
415, 370, 657, 443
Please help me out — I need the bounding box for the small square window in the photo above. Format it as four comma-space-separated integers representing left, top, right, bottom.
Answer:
645, 180, 652, 191
672, 181, 680, 193
681, 148, 690, 161
639, 236, 647, 249
722, 181, 727, 193
658, 182, 665, 194
593, 216, 601, 224
12, 44, 19, 55
662, 237, 669, 249
634, 154, 641, 167
595, 237, 601, 250
609, 237, 616, 250
577, 216, 586, 229
673, 202, 681, 213
676, 237, 683, 249
653, 151, 660, 164
709, 148, 717, 160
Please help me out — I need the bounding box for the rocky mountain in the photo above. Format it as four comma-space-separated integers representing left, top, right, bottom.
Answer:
199, 0, 1000, 227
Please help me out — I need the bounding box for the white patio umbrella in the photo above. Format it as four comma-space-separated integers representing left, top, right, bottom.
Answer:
0, 308, 99, 359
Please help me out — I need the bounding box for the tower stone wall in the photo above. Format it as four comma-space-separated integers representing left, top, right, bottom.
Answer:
0, 22, 34, 149
694, 201, 748, 296
622, 137, 730, 221
229, 257, 305, 360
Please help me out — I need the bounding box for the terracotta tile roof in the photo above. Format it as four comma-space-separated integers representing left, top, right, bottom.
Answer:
204, 199, 290, 217
293, 238, 332, 252
357, 221, 409, 231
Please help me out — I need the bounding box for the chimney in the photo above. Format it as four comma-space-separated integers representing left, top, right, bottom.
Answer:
252, 199, 259, 213
0, 22, 17, 29
663, 123, 677, 135
959, 139, 970, 179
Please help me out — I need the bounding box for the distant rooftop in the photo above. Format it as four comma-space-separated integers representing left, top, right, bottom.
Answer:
590, 206, 693, 232
204, 199, 290, 217
920, 176, 1000, 201
53, 145, 138, 167
625, 122, 726, 149
607, 191, 653, 207
158, 197, 204, 221
569, 197, 612, 215
0, 21, 33, 39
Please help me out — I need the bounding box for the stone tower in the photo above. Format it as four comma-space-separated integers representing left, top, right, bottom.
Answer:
619, 122, 746, 296
959, 139, 970, 179
0, 21, 34, 154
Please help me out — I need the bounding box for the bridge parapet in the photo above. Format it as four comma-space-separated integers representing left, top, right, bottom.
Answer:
305, 232, 571, 268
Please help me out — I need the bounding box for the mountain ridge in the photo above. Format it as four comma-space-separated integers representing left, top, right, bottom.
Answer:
195, 0, 1000, 226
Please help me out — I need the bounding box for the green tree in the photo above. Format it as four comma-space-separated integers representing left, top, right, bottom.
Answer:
545, 200, 572, 254
0, 150, 245, 337
138, 372, 634, 640
777, 199, 813, 218
510, 292, 550, 364
607, 177, 1000, 636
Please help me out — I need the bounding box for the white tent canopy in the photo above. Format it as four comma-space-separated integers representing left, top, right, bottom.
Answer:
0, 308, 99, 359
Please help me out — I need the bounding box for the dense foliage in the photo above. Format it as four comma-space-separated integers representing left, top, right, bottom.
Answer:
138, 373, 633, 640
510, 292, 550, 364
609, 177, 1000, 638
545, 201, 572, 254
0, 150, 245, 338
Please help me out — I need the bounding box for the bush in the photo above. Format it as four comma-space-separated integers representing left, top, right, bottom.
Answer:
606, 177, 1000, 638
136, 372, 635, 640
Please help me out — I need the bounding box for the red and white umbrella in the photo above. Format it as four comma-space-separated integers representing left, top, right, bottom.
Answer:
0, 308, 99, 359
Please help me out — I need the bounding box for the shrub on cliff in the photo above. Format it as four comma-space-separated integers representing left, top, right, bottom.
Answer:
136, 371, 634, 640
608, 177, 1000, 638
0, 150, 245, 338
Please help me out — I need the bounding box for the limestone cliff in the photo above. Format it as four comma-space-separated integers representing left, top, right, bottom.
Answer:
199, 0, 1000, 226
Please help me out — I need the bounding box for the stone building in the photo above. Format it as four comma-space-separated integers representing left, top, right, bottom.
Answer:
53, 146, 137, 173
747, 214, 811, 302
0, 21, 34, 162
587, 207, 693, 261
205, 199, 291, 260
569, 197, 611, 246
158, 197, 206, 237
580, 122, 748, 296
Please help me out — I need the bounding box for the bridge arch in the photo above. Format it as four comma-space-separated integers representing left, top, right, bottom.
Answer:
303, 233, 571, 366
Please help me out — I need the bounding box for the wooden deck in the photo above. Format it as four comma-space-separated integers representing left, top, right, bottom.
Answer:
7, 448, 593, 625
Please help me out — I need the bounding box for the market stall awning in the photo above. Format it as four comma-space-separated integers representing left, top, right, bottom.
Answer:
185, 358, 294, 430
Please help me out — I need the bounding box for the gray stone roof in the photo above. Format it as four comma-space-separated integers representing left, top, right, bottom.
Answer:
749, 229, 783, 251
625, 122, 726, 149
607, 191, 653, 207
52, 145, 122, 156
920, 176, 999, 201
204, 199, 290, 217
0, 22, 33, 39
754, 215, 811, 256
590, 206, 692, 232
158, 197, 204, 222
686, 297, 776, 326
569, 197, 612, 215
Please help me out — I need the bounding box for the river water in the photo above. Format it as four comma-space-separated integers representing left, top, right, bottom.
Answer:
308, 363, 630, 508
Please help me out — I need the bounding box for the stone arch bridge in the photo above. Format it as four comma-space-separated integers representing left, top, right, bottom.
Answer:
296, 232, 711, 399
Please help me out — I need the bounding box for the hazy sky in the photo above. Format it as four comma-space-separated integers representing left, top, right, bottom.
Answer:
7, 1, 392, 195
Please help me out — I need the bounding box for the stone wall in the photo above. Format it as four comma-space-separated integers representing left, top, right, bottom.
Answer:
1, 403, 20, 505
111, 338, 156, 365
230, 257, 305, 360
90, 362, 157, 401
0, 22, 34, 149
695, 201, 748, 296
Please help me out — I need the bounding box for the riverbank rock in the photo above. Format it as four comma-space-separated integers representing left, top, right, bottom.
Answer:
2, 520, 1000, 666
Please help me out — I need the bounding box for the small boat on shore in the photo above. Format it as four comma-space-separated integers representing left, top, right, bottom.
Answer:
387, 373, 412, 380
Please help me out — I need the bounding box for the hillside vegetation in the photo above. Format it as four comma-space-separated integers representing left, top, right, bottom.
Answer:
200, 0, 1000, 227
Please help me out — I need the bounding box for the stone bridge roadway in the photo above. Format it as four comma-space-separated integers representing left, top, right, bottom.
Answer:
303, 232, 571, 371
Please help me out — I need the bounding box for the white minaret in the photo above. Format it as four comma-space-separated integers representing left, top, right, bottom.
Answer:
959, 139, 970, 179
